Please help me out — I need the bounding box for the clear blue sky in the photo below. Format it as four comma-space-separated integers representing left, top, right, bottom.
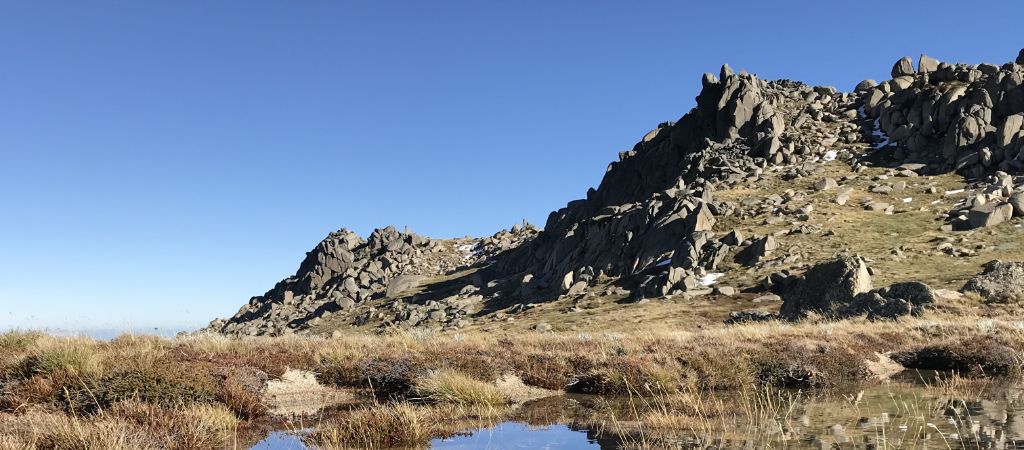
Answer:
2, 1, 1021, 333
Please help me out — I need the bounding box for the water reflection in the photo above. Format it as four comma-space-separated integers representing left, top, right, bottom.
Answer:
431, 423, 599, 449
247, 383, 1024, 450
247, 430, 305, 449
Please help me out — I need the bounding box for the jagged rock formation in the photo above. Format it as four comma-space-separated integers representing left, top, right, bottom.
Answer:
496, 64, 869, 299
209, 224, 538, 336
862, 54, 1024, 178
495, 51, 1024, 301
208, 49, 1024, 336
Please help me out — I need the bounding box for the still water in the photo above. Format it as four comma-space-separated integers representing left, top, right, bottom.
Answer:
252, 424, 600, 449
248, 381, 1024, 449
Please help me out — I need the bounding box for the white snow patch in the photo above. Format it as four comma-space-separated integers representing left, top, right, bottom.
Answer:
872, 118, 891, 149
857, 105, 867, 118
458, 244, 476, 252
903, 197, 913, 203
931, 200, 942, 205
655, 259, 672, 267
697, 273, 725, 286
823, 150, 839, 162
945, 189, 965, 195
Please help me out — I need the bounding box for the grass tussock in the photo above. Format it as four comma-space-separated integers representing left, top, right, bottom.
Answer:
305, 402, 499, 449
305, 402, 435, 449
0, 331, 43, 350
413, 370, 505, 406
25, 338, 101, 378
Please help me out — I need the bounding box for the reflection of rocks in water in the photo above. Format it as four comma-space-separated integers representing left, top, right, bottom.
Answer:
262, 369, 355, 417
830, 423, 850, 443
1007, 407, 1024, 444
249, 382, 1024, 450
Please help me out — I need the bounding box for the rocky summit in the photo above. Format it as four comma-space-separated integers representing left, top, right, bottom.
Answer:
207, 51, 1024, 338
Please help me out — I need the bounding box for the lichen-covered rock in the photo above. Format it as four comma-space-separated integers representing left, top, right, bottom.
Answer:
961, 260, 1024, 303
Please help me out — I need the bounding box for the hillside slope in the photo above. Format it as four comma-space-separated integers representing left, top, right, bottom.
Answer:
207, 50, 1024, 337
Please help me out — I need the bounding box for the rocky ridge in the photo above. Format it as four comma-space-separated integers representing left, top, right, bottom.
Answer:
210, 224, 538, 336
207, 50, 1024, 337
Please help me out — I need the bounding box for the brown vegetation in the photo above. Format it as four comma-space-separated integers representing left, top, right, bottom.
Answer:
2, 314, 1024, 448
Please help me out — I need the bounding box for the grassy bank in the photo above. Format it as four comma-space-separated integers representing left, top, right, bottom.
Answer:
2, 313, 1024, 448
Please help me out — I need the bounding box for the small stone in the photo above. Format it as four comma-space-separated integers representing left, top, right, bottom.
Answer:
753, 294, 781, 303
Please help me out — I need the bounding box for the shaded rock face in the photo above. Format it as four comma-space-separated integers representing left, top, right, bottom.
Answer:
844, 282, 936, 320
215, 226, 432, 336
962, 260, 1024, 303
496, 66, 819, 296
778, 255, 872, 319
211, 224, 537, 337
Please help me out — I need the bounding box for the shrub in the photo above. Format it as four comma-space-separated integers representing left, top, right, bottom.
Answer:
69, 364, 220, 414
894, 338, 1022, 375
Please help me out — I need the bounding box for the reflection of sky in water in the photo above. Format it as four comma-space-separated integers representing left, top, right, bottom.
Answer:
431, 423, 599, 449
248, 431, 305, 449
249, 424, 599, 450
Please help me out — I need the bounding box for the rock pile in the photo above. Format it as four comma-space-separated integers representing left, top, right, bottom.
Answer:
862, 54, 1024, 178
209, 224, 538, 336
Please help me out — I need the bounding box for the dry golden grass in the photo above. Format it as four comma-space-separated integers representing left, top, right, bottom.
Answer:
413, 370, 505, 406
305, 402, 435, 449
0, 409, 158, 450
25, 337, 102, 379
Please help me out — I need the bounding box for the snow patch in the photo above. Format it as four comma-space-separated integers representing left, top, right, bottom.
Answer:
655, 258, 672, 267
697, 273, 725, 286
872, 118, 891, 149
823, 150, 839, 162
945, 189, 965, 195
903, 197, 913, 203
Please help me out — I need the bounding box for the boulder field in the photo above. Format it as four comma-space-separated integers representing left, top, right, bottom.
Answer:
207, 51, 1024, 337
